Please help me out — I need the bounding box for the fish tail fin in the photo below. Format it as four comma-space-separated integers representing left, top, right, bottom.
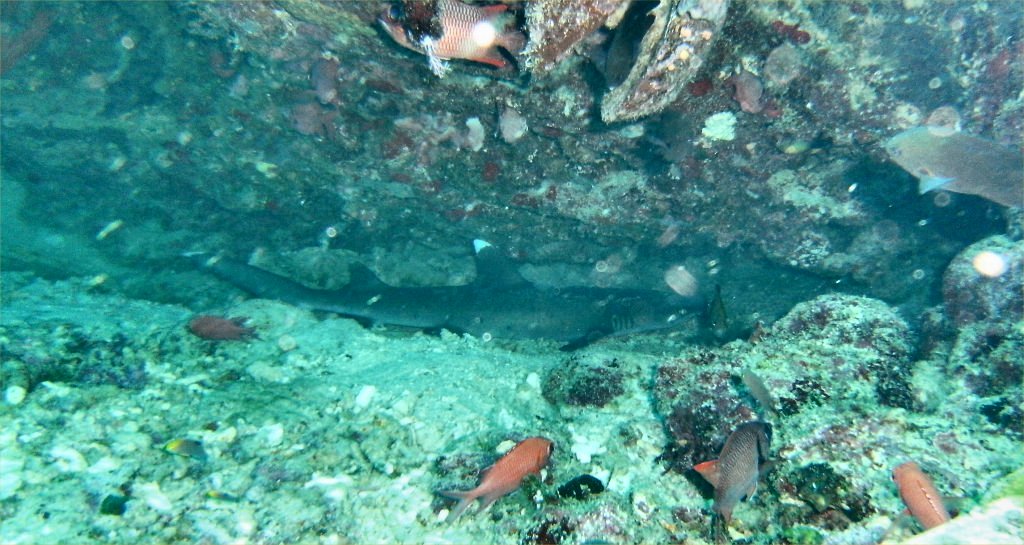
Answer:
438, 490, 477, 522
476, 491, 504, 515
711, 512, 731, 544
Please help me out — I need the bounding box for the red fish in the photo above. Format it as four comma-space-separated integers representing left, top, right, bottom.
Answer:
187, 315, 255, 341
379, 0, 526, 76
693, 421, 772, 523
439, 436, 553, 521
892, 461, 951, 530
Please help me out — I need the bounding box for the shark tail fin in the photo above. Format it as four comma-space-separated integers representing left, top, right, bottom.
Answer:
472, 239, 528, 287
347, 263, 386, 289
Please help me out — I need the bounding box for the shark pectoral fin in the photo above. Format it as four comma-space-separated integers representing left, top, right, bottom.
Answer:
559, 327, 614, 351
918, 175, 955, 194
350, 316, 378, 329
559, 337, 590, 352
422, 325, 466, 337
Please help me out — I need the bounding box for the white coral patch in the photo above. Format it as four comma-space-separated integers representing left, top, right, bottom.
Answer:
49, 445, 88, 472
701, 112, 737, 141
135, 482, 174, 513
570, 426, 607, 464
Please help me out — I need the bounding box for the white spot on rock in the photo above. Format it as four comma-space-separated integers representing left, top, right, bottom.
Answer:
135, 482, 173, 513
355, 385, 377, 409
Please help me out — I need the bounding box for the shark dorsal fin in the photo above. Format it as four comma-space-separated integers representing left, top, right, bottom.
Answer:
348, 263, 386, 289
473, 239, 528, 287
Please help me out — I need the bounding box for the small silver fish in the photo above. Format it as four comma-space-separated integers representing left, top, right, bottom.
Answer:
694, 421, 772, 523
707, 284, 728, 340
741, 370, 778, 418
884, 127, 1023, 208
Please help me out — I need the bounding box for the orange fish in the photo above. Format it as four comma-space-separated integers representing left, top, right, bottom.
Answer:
439, 436, 553, 521
379, 0, 526, 76
892, 461, 951, 530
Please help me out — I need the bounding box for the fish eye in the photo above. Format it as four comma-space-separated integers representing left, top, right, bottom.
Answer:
388, 4, 403, 20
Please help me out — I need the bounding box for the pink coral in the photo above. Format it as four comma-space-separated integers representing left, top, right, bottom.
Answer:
310, 57, 340, 105
289, 102, 338, 137
728, 71, 764, 114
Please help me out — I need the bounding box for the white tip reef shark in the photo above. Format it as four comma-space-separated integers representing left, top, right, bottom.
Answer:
191, 241, 705, 350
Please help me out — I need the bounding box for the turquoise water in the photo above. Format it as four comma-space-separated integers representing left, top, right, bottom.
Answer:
1, 2, 1021, 543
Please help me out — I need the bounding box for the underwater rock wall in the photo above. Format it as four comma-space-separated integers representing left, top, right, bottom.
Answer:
1, 1, 1019, 311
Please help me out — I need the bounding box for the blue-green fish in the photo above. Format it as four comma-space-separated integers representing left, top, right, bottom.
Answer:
884, 127, 1022, 208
